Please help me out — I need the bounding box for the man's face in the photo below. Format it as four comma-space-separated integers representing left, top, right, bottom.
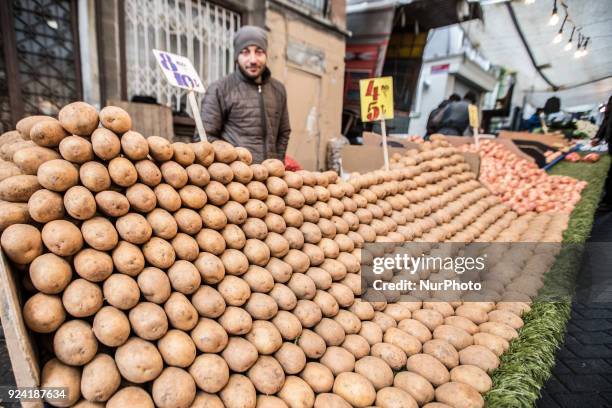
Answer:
237, 45, 267, 80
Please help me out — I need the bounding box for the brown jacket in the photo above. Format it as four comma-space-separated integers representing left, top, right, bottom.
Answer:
199, 67, 291, 163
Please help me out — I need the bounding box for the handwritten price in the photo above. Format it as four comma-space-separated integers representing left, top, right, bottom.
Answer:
360, 77, 393, 122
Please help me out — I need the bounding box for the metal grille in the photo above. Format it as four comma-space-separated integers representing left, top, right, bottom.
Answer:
12, 0, 80, 117
124, 0, 241, 113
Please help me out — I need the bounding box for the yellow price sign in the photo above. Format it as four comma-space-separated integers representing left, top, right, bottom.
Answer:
359, 76, 394, 122
468, 104, 479, 129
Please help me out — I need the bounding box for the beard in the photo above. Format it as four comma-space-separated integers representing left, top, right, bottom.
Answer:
238, 63, 264, 80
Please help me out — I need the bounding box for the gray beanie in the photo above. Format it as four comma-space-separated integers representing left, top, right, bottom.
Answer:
233, 25, 268, 60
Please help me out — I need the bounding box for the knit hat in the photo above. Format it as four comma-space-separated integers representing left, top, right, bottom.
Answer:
233, 25, 268, 60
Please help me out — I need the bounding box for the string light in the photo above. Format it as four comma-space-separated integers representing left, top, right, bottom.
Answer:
525, 0, 536, 4
581, 38, 590, 57
548, 0, 559, 25
573, 34, 583, 58
564, 27, 575, 51
552, 13, 567, 44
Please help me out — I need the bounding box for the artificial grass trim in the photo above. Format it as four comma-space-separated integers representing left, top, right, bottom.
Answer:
485, 156, 611, 408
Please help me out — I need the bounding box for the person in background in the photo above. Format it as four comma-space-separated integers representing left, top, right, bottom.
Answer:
197, 25, 291, 163
437, 91, 478, 136
592, 95, 612, 211
523, 108, 545, 132
425, 93, 461, 137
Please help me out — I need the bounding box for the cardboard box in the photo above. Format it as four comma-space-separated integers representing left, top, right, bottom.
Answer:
498, 130, 569, 149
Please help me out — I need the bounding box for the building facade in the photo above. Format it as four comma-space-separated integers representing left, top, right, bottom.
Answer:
0, 0, 347, 170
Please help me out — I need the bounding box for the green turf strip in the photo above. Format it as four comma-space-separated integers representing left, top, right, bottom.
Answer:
485, 156, 611, 408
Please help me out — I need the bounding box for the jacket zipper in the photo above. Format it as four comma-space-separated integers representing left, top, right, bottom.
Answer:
258, 84, 269, 161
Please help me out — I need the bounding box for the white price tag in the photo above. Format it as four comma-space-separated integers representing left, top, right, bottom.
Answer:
153, 50, 205, 93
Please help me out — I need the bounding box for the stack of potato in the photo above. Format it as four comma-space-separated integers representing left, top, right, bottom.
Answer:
0, 102, 567, 408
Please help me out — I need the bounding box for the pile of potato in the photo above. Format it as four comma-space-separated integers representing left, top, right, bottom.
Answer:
0, 103, 569, 408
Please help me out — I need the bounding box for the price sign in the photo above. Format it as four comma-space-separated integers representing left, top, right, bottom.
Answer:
153, 50, 207, 140
359, 77, 394, 122
153, 50, 205, 92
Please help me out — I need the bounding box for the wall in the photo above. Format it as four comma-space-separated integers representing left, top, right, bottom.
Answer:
265, 4, 346, 171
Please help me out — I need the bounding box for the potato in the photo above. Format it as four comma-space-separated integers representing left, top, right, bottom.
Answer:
23, 293, 65, 333
185, 164, 210, 188
212, 140, 238, 163
488, 309, 524, 330
221, 248, 249, 275
171, 233, 199, 261
277, 376, 315, 408
74, 248, 113, 282
275, 342, 307, 374
188, 353, 230, 393
116, 212, 152, 244
450, 365, 492, 393
340, 334, 369, 359
108, 157, 138, 187
217, 275, 250, 306
269, 282, 298, 310
1, 223, 42, 263
266, 212, 287, 234
223, 200, 247, 224
242, 217, 268, 240
222, 336, 258, 372
393, 371, 434, 406
293, 299, 323, 328
0, 161, 23, 183
191, 318, 228, 353
307, 268, 332, 291
175, 208, 202, 235
138, 267, 172, 304
112, 241, 145, 276
283, 207, 304, 228
115, 337, 163, 383
191, 392, 224, 408
375, 387, 418, 408
406, 354, 449, 387
58, 135, 93, 163
297, 328, 327, 359
315, 318, 345, 346
220, 374, 256, 408
412, 309, 444, 331
264, 256, 291, 283
434, 382, 484, 408
443, 316, 479, 335
359, 321, 383, 345
423, 339, 459, 369
245, 199, 267, 219
12, 145, 59, 175
245, 293, 278, 320
272, 310, 302, 341
283, 226, 304, 250
219, 306, 253, 335
143, 236, 176, 268
458, 345, 499, 373
15, 115, 54, 139
355, 356, 394, 390
314, 393, 351, 408
42, 219, 83, 256
333, 372, 376, 408
126, 183, 157, 212
148, 136, 174, 161
135, 159, 162, 186
196, 228, 225, 255
200, 203, 227, 230
81, 353, 121, 402
247, 180, 268, 201
106, 387, 154, 408
160, 161, 187, 189
209, 162, 233, 184
267, 176, 289, 196
172, 142, 195, 166
152, 367, 196, 408
54, 320, 98, 366
478, 321, 518, 341
41, 358, 81, 407
247, 355, 285, 395
327, 282, 354, 307
91, 128, 121, 160
98, 105, 131, 133
27, 190, 63, 223
177, 185, 206, 209
103, 274, 140, 310
192, 141, 215, 166
63, 186, 96, 220
262, 158, 285, 177
29, 119, 69, 146
164, 292, 198, 330
219, 224, 245, 250
92, 306, 130, 347
59, 101, 98, 135
313, 289, 339, 317
472, 332, 509, 356
121, 130, 149, 160
321, 346, 356, 376
229, 160, 252, 183
95, 190, 130, 217
371, 342, 406, 370
129, 302, 168, 340
0, 174, 40, 202
432, 325, 473, 351
194, 252, 225, 284
28, 253, 71, 294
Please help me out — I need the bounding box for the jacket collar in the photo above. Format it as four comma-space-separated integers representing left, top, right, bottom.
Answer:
235, 66, 272, 85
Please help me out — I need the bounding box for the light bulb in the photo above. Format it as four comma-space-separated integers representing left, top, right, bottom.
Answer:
525, 0, 535, 4
574, 49, 581, 58
581, 49, 588, 57
548, 13, 559, 26
553, 33, 563, 44
564, 41, 573, 51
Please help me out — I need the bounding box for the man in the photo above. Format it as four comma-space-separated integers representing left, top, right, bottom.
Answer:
437, 91, 478, 136
425, 93, 460, 137
198, 25, 291, 163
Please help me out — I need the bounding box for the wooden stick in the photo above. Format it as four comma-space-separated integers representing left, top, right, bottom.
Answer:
188, 90, 207, 141
381, 118, 389, 171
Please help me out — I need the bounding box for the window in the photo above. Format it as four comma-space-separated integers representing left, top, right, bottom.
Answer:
124, 0, 240, 113
288, 0, 328, 15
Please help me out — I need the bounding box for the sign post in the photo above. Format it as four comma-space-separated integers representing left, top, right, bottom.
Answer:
468, 103, 480, 148
359, 76, 394, 171
153, 49, 207, 141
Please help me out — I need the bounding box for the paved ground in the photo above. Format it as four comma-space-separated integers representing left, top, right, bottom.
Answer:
537, 211, 612, 408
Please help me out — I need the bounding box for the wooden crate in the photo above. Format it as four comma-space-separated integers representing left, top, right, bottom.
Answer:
108, 100, 174, 140
0, 251, 42, 407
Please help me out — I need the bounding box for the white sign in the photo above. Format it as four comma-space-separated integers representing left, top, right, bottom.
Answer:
153, 49, 205, 93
